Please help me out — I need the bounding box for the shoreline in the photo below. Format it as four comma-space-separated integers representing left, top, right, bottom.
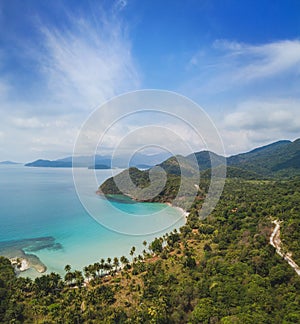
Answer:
10, 257, 30, 272
0, 237, 58, 275
165, 202, 189, 219
1, 198, 187, 279
8, 253, 47, 274
98, 191, 190, 219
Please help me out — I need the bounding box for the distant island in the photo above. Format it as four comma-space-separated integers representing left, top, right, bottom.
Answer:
25, 159, 72, 168
0, 161, 21, 165
24, 139, 300, 178
88, 164, 110, 170
24, 152, 171, 169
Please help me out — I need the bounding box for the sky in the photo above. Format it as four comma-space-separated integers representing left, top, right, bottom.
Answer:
0, 0, 300, 162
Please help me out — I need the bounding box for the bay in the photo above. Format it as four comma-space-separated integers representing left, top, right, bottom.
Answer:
0, 165, 184, 278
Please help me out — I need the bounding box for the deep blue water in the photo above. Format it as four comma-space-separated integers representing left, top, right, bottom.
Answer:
0, 165, 184, 277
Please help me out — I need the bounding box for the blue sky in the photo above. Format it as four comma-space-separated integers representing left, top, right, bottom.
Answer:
0, 0, 300, 161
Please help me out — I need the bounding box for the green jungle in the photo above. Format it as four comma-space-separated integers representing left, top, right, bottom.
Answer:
1, 139, 300, 323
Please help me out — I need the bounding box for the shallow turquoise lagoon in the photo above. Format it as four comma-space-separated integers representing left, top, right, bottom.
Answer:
0, 165, 184, 277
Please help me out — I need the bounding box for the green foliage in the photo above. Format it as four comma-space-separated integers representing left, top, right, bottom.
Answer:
149, 238, 163, 254
99, 167, 150, 195
1, 177, 300, 322
227, 139, 300, 178
190, 298, 217, 323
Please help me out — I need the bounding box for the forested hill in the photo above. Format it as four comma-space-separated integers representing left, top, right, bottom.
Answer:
99, 139, 300, 204
186, 138, 300, 178
1, 139, 300, 322
227, 139, 300, 177
1, 178, 300, 322
2, 140, 300, 322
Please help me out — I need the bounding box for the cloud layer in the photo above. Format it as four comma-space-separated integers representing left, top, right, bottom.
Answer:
213, 39, 300, 82
39, 11, 139, 110
184, 39, 300, 154
188, 39, 300, 94
0, 4, 140, 161
0, 1, 299, 162
220, 99, 300, 154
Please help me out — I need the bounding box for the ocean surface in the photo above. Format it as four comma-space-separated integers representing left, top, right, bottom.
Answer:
0, 165, 184, 278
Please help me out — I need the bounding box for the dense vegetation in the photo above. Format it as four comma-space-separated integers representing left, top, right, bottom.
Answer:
99, 165, 201, 210
1, 176, 300, 323
227, 139, 300, 177
99, 139, 300, 207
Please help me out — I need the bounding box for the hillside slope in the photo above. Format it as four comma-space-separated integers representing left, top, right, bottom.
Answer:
227, 139, 300, 177
100, 139, 300, 206
2, 178, 300, 323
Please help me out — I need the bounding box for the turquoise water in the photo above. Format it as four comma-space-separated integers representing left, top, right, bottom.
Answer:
0, 165, 184, 277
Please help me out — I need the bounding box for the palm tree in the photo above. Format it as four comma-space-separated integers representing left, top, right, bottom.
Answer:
120, 256, 129, 269
48, 272, 62, 293
103, 262, 111, 274
64, 271, 74, 286
130, 246, 136, 262
64, 264, 71, 273
83, 266, 91, 280
100, 258, 105, 276
113, 257, 119, 272
74, 270, 84, 288
94, 262, 101, 277
89, 264, 97, 279
107, 258, 113, 274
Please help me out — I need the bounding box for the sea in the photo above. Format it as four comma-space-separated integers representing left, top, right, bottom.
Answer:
0, 165, 184, 278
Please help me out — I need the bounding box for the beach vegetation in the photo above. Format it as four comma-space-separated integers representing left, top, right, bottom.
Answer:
1, 177, 300, 322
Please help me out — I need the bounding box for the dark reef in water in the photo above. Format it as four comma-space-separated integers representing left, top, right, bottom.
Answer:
0, 236, 63, 274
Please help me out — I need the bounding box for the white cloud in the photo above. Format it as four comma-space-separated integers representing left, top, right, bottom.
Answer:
214, 39, 300, 82
0, 113, 78, 161
100, 124, 201, 157
182, 39, 300, 155
11, 117, 45, 129
224, 99, 300, 132
187, 39, 300, 94
219, 99, 300, 155
0, 5, 140, 161
10, 116, 69, 129
38, 10, 139, 111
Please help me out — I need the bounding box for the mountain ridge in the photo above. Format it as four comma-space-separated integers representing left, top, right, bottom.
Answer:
99, 138, 300, 205
24, 138, 300, 178
25, 152, 171, 169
